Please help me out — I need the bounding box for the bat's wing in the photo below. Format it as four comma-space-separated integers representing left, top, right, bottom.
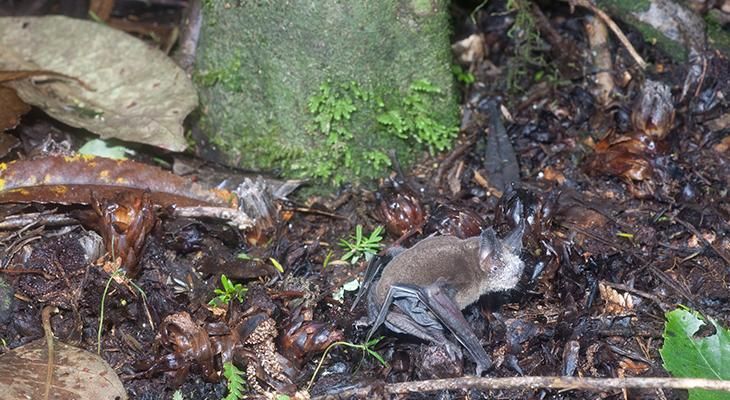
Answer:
368, 279, 493, 375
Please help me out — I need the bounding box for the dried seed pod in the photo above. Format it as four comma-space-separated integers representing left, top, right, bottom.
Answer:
631, 80, 675, 140
277, 313, 344, 366
374, 179, 425, 238
424, 203, 484, 239
90, 190, 156, 278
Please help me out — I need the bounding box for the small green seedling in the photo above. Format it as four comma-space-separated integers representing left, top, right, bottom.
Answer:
452, 64, 475, 85
209, 274, 247, 307
322, 249, 334, 269
307, 337, 388, 391
269, 257, 285, 273
339, 225, 384, 264
222, 361, 246, 400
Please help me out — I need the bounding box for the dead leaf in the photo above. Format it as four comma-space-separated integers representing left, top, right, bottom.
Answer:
484, 101, 520, 193
0, 86, 30, 131
714, 135, 730, 153
598, 282, 634, 315
0, 155, 235, 207
0, 132, 20, 158
0, 16, 197, 151
0, 306, 127, 399
89, 0, 114, 21
542, 166, 566, 184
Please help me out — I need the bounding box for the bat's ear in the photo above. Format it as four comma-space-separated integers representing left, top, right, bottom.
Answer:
504, 220, 525, 254
479, 228, 498, 264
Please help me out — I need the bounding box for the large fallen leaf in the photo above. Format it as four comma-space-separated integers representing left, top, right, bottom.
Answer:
0, 306, 127, 399
0, 16, 197, 151
660, 308, 730, 400
0, 155, 235, 207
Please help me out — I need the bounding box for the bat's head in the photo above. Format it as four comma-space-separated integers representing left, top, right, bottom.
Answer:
478, 222, 525, 292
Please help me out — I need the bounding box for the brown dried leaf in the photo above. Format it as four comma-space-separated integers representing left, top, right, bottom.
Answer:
0, 307, 127, 400
89, 191, 157, 277
89, 0, 114, 21
278, 315, 344, 365
0, 155, 235, 207
598, 282, 634, 315
0, 85, 30, 131
0, 132, 20, 158
585, 135, 653, 181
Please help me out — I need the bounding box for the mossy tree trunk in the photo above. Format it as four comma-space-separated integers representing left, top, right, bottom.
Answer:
193, 1, 459, 188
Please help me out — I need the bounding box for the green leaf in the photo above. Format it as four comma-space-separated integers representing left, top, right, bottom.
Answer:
172, 390, 185, 400
221, 275, 233, 292
269, 257, 284, 273
78, 139, 134, 160
660, 308, 730, 400
222, 361, 246, 400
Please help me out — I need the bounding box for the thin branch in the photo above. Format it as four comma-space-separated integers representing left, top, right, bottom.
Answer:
312, 376, 730, 399
569, 0, 647, 69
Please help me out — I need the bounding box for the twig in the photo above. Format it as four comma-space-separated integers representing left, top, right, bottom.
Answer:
174, 0, 202, 73
312, 376, 730, 399
435, 134, 478, 187
0, 213, 78, 230
569, 0, 647, 69
584, 15, 615, 106
173, 206, 254, 230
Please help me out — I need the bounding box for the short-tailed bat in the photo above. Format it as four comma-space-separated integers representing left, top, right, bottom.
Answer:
353, 223, 525, 375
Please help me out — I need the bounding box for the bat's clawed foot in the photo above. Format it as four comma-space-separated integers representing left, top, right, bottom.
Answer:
475, 357, 493, 377
442, 340, 463, 363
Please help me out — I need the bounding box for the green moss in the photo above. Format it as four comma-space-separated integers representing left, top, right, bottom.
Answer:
292, 78, 456, 186
706, 13, 730, 56
410, 0, 435, 15
194, 0, 457, 190
597, 0, 651, 14
195, 51, 244, 91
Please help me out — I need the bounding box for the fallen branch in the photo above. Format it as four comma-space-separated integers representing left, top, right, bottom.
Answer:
312, 376, 730, 398
569, 0, 647, 69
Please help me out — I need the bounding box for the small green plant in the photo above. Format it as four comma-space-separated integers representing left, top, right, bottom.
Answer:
322, 249, 334, 269
505, 0, 552, 92
660, 307, 730, 400
377, 79, 459, 154
452, 64, 476, 85
339, 225, 384, 264
172, 390, 185, 400
304, 80, 391, 185
301, 77, 457, 186
209, 274, 247, 307
307, 337, 388, 391
196, 52, 243, 92
269, 257, 285, 273
222, 361, 246, 400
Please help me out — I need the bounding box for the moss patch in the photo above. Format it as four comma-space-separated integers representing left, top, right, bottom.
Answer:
194, 1, 457, 189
